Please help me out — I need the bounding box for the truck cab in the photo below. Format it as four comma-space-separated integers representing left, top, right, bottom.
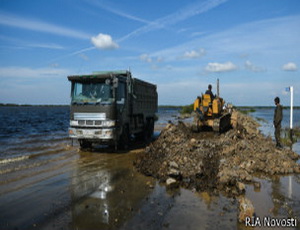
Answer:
68, 70, 157, 150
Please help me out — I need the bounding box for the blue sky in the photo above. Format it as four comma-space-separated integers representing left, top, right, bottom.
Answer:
0, 0, 299, 106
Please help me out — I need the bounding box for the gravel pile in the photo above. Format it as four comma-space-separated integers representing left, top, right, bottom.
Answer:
134, 110, 300, 196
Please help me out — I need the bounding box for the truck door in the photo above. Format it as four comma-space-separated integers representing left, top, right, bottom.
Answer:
116, 80, 127, 121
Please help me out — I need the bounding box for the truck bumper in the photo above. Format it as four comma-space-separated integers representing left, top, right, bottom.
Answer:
68, 127, 115, 140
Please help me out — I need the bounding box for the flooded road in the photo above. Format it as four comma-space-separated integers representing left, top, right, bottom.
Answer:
0, 141, 239, 230
0, 107, 299, 229
0, 139, 155, 229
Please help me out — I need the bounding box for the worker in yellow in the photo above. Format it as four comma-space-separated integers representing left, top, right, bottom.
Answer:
273, 97, 283, 148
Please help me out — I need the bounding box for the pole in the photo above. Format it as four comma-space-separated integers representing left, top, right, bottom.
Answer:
217, 78, 219, 97
288, 175, 292, 199
290, 86, 293, 141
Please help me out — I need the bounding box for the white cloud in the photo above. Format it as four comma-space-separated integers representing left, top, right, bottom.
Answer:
191, 31, 207, 37
91, 33, 119, 50
150, 15, 300, 65
204, 62, 237, 73
182, 49, 205, 59
282, 62, 297, 71
50, 63, 59, 68
156, 57, 164, 63
140, 54, 152, 63
0, 66, 70, 78
139, 54, 163, 63
244, 60, 265, 72
0, 11, 90, 39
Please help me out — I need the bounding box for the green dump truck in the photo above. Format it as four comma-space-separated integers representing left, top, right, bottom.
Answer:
68, 70, 158, 150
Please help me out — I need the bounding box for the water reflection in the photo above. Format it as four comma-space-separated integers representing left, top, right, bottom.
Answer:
270, 176, 283, 216
69, 150, 154, 230
288, 176, 292, 199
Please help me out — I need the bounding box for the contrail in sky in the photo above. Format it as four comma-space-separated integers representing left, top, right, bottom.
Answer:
117, 0, 228, 42
0, 11, 91, 39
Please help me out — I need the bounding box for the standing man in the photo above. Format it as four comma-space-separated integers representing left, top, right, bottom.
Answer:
205, 84, 215, 100
273, 97, 283, 148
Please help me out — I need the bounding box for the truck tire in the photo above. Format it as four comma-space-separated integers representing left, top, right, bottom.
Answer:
144, 118, 154, 142
79, 139, 92, 149
118, 125, 130, 150
147, 119, 154, 140
136, 119, 154, 142
135, 131, 146, 141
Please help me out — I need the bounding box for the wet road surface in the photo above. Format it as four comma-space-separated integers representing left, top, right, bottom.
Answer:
1, 136, 299, 230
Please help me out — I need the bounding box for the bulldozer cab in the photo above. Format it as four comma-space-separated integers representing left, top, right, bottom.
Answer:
202, 94, 213, 116
194, 94, 214, 117
203, 94, 212, 106
192, 80, 232, 133
202, 94, 212, 112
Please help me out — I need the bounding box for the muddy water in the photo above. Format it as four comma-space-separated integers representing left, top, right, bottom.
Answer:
0, 141, 154, 229
0, 107, 299, 230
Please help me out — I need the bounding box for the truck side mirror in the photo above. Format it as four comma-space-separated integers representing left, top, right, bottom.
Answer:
105, 79, 111, 85
113, 77, 118, 88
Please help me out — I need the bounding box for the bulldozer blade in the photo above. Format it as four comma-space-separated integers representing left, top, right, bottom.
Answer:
213, 113, 231, 133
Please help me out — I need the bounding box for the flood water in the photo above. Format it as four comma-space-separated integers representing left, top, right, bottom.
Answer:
0, 106, 299, 230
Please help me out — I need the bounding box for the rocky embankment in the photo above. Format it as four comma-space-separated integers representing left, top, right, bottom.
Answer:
135, 110, 300, 197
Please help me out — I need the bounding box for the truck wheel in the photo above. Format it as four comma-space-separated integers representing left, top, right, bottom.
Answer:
146, 119, 154, 141
135, 132, 145, 141
79, 139, 92, 149
119, 125, 130, 150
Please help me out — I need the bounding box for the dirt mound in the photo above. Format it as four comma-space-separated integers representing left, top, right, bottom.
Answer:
135, 110, 300, 196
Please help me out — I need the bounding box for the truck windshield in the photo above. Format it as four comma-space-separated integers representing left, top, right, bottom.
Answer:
71, 81, 113, 104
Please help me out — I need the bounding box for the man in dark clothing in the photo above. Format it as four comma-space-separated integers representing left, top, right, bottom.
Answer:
205, 84, 215, 101
273, 97, 283, 148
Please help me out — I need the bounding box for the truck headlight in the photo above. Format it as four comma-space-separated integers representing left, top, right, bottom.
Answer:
68, 128, 77, 137
69, 129, 74, 135
102, 120, 115, 127
102, 129, 114, 138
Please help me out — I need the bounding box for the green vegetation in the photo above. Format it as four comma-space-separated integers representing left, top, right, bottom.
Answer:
237, 107, 256, 114
255, 117, 267, 123
235, 106, 300, 110
0, 103, 68, 107
281, 127, 300, 146
180, 103, 194, 114
158, 104, 194, 115
294, 128, 300, 138
158, 105, 182, 109
283, 127, 300, 138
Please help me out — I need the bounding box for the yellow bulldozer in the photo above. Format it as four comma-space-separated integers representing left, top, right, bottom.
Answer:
192, 79, 232, 133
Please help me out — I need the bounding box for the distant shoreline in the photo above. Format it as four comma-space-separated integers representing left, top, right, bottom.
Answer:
158, 105, 300, 110
0, 103, 69, 107
1, 103, 299, 109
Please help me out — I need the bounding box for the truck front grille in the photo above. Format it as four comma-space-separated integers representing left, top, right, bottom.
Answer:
86, 120, 93, 125
78, 120, 85, 125
71, 119, 115, 127
78, 120, 97, 126
95, 121, 102, 125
